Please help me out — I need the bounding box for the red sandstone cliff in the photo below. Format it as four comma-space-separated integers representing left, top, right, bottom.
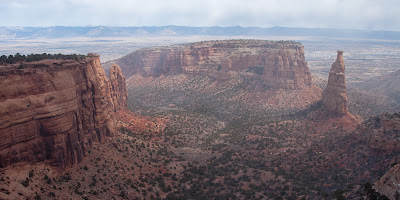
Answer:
109, 64, 128, 112
105, 40, 313, 90
0, 54, 127, 168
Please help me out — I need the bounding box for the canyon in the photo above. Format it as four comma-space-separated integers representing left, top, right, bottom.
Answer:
0, 39, 399, 199
0, 54, 127, 168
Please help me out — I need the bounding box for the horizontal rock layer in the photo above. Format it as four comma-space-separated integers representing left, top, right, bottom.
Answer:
106, 40, 313, 89
0, 55, 127, 168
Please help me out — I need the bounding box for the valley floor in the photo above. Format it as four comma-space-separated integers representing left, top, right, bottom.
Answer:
1, 108, 399, 200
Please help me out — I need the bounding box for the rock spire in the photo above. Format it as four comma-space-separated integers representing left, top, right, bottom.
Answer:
322, 50, 348, 116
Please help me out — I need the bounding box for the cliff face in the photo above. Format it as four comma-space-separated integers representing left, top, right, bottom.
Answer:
0, 55, 127, 168
322, 51, 349, 116
109, 64, 128, 112
106, 40, 313, 89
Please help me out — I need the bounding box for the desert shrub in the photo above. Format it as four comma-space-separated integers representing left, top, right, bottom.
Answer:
21, 178, 29, 187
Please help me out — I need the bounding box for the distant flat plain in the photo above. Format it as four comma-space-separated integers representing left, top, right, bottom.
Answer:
2, 35, 400, 83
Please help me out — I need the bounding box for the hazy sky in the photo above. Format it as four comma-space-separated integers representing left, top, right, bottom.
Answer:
1, 0, 398, 30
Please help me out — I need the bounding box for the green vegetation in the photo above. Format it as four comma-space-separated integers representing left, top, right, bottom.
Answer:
0, 53, 87, 64
124, 77, 400, 199
363, 182, 390, 200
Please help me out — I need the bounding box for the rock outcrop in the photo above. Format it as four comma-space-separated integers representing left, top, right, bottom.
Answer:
109, 64, 128, 112
356, 112, 400, 152
357, 112, 400, 199
322, 50, 349, 116
0, 54, 127, 168
374, 163, 400, 199
104, 40, 313, 90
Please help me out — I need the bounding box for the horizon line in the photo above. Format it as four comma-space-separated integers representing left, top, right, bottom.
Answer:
1, 25, 398, 33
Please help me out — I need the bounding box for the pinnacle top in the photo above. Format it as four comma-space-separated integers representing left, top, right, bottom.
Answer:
336, 50, 344, 63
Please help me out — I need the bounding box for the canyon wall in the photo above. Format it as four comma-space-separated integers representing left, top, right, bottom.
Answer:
105, 40, 313, 89
109, 64, 128, 112
0, 55, 127, 168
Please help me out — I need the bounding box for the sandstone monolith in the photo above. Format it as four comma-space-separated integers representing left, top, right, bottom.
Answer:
322, 50, 348, 116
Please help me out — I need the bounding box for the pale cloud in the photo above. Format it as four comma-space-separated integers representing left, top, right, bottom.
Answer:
0, 0, 398, 30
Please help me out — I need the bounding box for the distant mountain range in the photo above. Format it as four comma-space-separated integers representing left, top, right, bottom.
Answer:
1, 26, 400, 40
